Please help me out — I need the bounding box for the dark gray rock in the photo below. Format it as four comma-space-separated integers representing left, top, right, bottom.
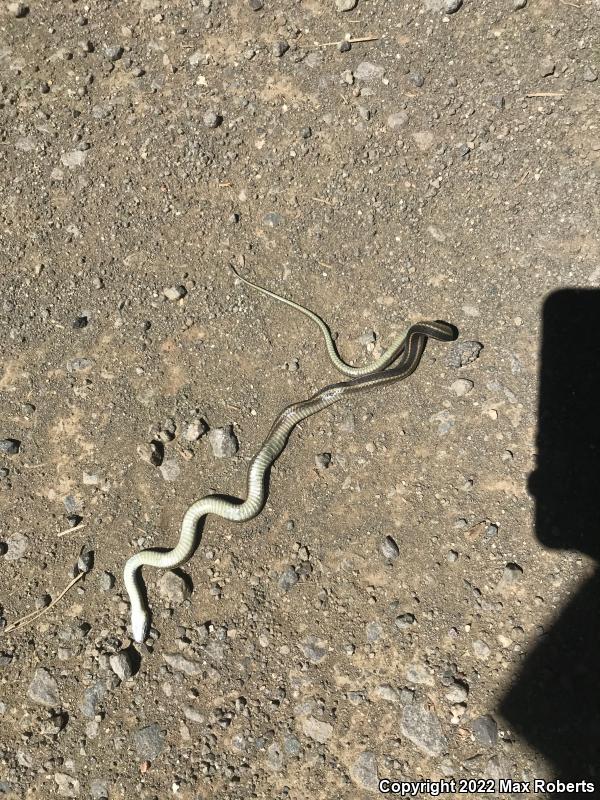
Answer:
80, 681, 107, 718
278, 566, 299, 592
273, 41, 289, 57
401, 702, 447, 756
0, 439, 20, 455
380, 535, 400, 560
447, 340, 483, 368
299, 635, 328, 663
350, 751, 379, 790
133, 723, 165, 761
471, 715, 498, 746
28, 668, 60, 707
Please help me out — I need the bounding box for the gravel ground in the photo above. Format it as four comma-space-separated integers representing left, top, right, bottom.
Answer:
1, 0, 599, 798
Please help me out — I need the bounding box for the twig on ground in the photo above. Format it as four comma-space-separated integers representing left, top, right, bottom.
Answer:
3, 572, 84, 635
314, 35, 379, 48
57, 522, 87, 537
312, 197, 336, 206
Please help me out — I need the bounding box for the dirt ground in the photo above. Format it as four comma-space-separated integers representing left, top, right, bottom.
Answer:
1, 0, 599, 798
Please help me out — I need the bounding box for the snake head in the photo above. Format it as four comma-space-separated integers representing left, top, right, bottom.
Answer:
131, 608, 150, 643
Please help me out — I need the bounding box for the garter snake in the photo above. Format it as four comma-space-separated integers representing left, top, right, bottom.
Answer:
124, 267, 457, 642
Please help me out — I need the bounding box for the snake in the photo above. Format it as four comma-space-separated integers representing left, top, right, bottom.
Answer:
124, 267, 457, 643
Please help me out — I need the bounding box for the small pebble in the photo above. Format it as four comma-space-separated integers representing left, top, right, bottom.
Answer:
471, 715, 498, 746
163, 285, 187, 301
401, 702, 447, 756
380, 535, 400, 560
99, 571, 115, 592
350, 751, 379, 791
445, 0, 462, 12
158, 571, 191, 604
485, 523, 499, 538
203, 110, 222, 128
336, 0, 358, 10
137, 441, 163, 466
263, 211, 283, 227
583, 66, 598, 82
62, 150, 88, 169
72, 315, 89, 329
539, 58, 555, 78
315, 452, 331, 470
208, 425, 239, 458
395, 613, 416, 630
278, 566, 298, 592
299, 635, 328, 663
272, 40, 289, 57
0, 439, 20, 455
104, 45, 124, 61
5, 532, 28, 560
8, 2, 28, 17
28, 668, 60, 706
109, 650, 135, 680
387, 112, 408, 130
247, 0, 263, 8
473, 639, 491, 660
513, 0, 527, 8
498, 561, 524, 590
133, 724, 165, 761
184, 419, 208, 442
35, 594, 51, 610
163, 652, 203, 675
374, 684, 400, 703
447, 340, 483, 368
77, 549, 94, 574
450, 378, 474, 396
302, 716, 333, 743
445, 681, 469, 704
159, 459, 181, 481
354, 61, 385, 82
90, 780, 109, 800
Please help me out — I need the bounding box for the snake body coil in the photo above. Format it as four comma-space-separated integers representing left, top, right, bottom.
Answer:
124, 269, 456, 642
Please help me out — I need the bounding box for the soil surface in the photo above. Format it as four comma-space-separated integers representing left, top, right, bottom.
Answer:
1, 0, 599, 798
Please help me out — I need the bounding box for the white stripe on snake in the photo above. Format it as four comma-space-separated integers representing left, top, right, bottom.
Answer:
124, 267, 457, 642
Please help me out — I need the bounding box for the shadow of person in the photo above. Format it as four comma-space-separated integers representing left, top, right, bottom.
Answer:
500, 289, 600, 790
